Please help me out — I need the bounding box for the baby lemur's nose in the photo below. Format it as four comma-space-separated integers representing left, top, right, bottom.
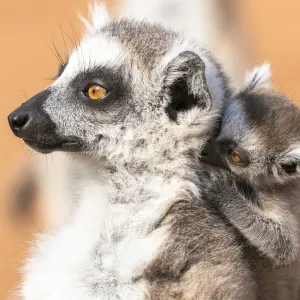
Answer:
8, 112, 30, 133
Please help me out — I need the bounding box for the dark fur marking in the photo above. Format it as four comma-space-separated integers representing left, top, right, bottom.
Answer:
235, 179, 259, 206
238, 91, 300, 151
68, 65, 130, 122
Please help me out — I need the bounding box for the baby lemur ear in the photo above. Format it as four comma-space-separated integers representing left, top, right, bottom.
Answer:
242, 62, 272, 92
162, 51, 212, 121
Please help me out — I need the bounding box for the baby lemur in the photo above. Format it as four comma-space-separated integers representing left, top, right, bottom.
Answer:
201, 63, 300, 265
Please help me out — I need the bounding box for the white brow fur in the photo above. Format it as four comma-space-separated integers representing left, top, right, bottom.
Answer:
53, 36, 124, 87
79, 2, 110, 35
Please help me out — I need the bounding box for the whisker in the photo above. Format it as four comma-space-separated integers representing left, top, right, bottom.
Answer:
15, 89, 29, 101
58, 18, 69, 62
61, 28, 78, 51
67, 19, 81, 49
45, 40, 64, 66
50, 40, 65, 65
67, 19, 87, 75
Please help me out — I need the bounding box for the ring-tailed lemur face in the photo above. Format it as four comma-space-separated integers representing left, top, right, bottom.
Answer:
202, 64, 300, 185
8, 4, 228, 163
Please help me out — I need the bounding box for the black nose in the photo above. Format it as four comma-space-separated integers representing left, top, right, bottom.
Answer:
8, 112, 30, 133
8, 89, 57, 142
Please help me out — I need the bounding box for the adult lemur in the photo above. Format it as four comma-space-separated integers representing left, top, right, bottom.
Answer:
8, 3, 257, 300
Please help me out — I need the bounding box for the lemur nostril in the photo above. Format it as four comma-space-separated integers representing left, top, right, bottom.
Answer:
8, 113, 29, 130
14, 115, 26, 126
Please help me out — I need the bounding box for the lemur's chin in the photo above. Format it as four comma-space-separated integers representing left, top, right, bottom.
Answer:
23, 138, 84, 154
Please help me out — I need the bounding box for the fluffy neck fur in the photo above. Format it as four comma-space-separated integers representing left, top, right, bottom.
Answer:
74, 106, 220, 209
20, 118, 217, 299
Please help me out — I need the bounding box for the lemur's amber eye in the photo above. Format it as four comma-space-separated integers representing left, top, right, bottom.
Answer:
229, 150, 242, 163
87, 85, 107, 100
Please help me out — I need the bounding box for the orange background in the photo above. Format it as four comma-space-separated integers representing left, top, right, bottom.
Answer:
0, 1, 95, 297
0, 1, 300, 298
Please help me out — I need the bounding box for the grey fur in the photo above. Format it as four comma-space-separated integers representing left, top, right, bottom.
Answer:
201, 76, 300, 265
8, 7, 259, 299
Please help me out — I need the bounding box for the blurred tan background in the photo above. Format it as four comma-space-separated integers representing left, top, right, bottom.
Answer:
1, 0, 300, 298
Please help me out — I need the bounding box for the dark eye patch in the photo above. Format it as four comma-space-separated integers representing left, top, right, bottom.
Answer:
67, 65, 130, 122
227, 148, 250, 167
235, 180, 259, 206
281, 162, 297, 174
218, 140, 250, 168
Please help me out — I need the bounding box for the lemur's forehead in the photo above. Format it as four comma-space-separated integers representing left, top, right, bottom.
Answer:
53, 34, 124, 86
52, 20, 178, 87
238, 91, 300, 151
221, 100, 261, 152
101, 20, 177, 69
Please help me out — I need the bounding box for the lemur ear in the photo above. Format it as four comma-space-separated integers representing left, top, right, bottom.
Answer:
79, 2, 110, 35
242, 62, 272, 92
162, 51, 212, 121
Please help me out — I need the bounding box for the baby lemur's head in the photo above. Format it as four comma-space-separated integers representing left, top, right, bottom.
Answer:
8, 4, 229, 168
203, 64, 300, 186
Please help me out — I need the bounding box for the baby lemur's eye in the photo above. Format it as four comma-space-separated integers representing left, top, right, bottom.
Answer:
86, 85, 107, 100
281, 162, 297, 174
229, 150, 241, 163
228, 149, 249, 167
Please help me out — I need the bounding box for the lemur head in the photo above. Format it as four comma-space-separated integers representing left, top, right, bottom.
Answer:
8, 4, 228, 168
202, 63, 300, 186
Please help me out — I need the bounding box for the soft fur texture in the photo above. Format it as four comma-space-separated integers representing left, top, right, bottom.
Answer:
7, 3, 261, 300
201, 64, 300, 265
